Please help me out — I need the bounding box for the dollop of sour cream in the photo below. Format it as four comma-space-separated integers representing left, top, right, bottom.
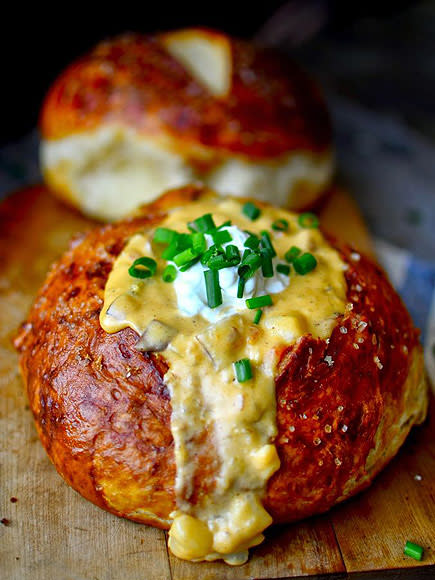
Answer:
172, 226, 289, 322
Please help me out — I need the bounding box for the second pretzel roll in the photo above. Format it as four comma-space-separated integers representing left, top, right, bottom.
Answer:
40, 29, 333, 221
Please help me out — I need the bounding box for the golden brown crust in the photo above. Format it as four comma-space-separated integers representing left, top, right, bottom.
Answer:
40, 31, 331, 159
15, 186, 427, 527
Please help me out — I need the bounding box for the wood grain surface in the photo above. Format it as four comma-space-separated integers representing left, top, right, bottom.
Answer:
0, 186, 433, 580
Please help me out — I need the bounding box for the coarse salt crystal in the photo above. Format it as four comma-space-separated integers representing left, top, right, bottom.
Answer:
374, 356, 383, 370
324, 355, 334, 367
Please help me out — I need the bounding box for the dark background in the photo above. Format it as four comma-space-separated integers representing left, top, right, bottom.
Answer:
1, 1, 433, 145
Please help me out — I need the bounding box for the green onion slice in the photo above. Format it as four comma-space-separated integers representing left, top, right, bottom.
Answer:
162, 239, 179, 261
211, 229, 232, 245
285, 246, 302, 263
162, 264, 177, 282
293, 253, 317, 275
191, 232, 206, 255
298, 212, 319, 229
192, 213, 216, 233
237, 277, 246, 299
201, 244, 224, 266
161, 233, 191, 261
179, 256, 201, 272
204, 269, 222, 308
234, 358, 253, 382
242, 202, 261, 221
272, 218, 289, 231
253, 309, 263, 324
207, 254, 230, 270
260, 231, 276, 257
238, 252, 262, 279
153, 227, 177, 244
128, 257, 157, 279
244, 234, 260, 250
246, 295, 272, 309
225, 245, 241, 265
173, 248, 197, 267
404, 541, 424, 561
242, 248, 252, 260
261, 249, 274, 278
277, 264, 290, 275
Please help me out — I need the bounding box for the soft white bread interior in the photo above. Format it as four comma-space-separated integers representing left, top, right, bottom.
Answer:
41, 127, 333, 221
40, 28, 333, 221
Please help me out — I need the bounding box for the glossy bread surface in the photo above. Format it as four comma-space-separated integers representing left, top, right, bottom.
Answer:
40, 31, 331, 159
15, 186, 428, 527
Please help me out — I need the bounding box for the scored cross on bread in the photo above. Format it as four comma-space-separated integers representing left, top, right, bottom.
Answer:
160, 28, 232, 97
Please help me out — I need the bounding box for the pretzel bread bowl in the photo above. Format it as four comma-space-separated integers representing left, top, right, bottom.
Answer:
40, 29, 333, 221
15, 186, 427, 565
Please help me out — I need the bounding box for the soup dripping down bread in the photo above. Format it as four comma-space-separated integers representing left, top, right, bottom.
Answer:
15, 186, 428, 564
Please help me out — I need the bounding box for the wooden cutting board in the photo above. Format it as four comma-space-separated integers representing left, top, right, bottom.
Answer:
0, 186, 433, 580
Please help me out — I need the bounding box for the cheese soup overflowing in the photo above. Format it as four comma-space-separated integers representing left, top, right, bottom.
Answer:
100, 195, 347, 564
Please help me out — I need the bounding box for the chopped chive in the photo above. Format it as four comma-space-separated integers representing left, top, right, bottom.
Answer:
244, 234, 260, 250
253, 309, 263, 324
246, 295, 272, 309
207, 255, 230, 270
260, 231, 276, 257
179, 256, 201, 272
237, 276, 246, 298
242, 202, 261, 221
238, 252, 262, 279
153, 227, 177, 244
217, 220, 232, 229
191, 232, 206, 255
272, 218, 289, 232
298, 212, 319, 229
173, 248, 197, 267
225, 245, 241, 265
201, 244, 224, 265
277, 264, 290, 275
404, 541, 424, 561
200, 246, 215, 265
177, 233, 193, 250
162, 239, 179, 260
261, 249, 274, 278
204, 269, 222, 308
285, 246, 302, 263
128, 257, 157, 279
193, 213, 216, 233
162, 233, 192, 260
162, 264, 177, 282
234, 358, 253, 382
242, 248, 252, 261
293, 253, 317, 275
211, 229, 232, 245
